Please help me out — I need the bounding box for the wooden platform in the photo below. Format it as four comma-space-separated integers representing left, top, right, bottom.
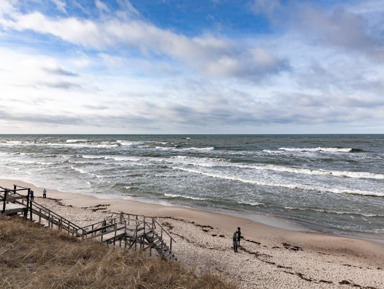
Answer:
1, 185, 176, 261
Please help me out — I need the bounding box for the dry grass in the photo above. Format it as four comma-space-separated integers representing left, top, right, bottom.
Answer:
0, 215, 236, 289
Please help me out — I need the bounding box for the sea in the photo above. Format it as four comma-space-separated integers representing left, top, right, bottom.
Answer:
1, 134, 383, 242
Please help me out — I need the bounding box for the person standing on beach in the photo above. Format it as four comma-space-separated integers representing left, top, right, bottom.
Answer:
43, 188, 47, 198
233, 231, 238, 252
237, 227, 242, 246
30, 190, 34, 201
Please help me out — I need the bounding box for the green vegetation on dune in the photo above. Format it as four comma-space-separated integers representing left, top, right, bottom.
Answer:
0, 215, 235, 289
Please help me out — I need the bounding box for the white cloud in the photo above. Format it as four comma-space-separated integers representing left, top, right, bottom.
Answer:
1, 1, 384, 133
51, 0, 67, 13
1, 5, 287, 80
95, 0, 110, 14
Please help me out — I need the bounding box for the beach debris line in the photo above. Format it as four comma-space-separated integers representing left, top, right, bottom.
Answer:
0, 185, 177, 261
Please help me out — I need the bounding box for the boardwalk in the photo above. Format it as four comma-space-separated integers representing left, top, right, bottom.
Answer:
0, 185, 176, 261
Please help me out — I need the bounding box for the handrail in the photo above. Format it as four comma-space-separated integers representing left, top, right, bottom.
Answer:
153, 219, 176, 244
29, 200, 84, 232
2, 185, 176, 259
2, 187, 85, 236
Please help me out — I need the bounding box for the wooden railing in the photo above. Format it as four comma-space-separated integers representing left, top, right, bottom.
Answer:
1, 185, 176, 260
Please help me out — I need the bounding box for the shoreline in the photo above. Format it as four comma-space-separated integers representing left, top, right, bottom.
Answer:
2, 178, 384, 288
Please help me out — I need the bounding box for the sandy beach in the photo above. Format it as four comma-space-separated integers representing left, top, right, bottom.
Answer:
2, 178, 384, 289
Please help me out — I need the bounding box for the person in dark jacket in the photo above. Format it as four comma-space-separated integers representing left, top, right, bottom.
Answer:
232, 231, 238, 252
237, 227, 242, 246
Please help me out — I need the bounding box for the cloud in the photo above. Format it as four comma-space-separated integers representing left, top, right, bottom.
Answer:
0, 3, 288, 80
295, 4, 384, 60
51, 0, 67, 14
0, 108, 84, 125
95, 0, 110, 14
44, 66, 79, 77
1, 1, 384, 134
38, 81, 82, 90
249, 0, 282, 16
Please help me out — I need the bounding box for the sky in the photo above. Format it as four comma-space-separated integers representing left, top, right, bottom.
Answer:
0, 0, 383, 134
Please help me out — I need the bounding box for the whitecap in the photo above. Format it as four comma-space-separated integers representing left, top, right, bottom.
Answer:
164, 193, 207, 201
279, 147, 352, 153
66, 139, 88, 143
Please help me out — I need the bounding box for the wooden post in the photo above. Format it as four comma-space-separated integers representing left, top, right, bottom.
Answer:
115, 223, 118, 245
29, 193, 33, 221
25, 189, 30, 219
2, 189, 8, 214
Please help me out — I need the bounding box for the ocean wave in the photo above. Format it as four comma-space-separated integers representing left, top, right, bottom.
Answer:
66, 139, 88, 143
70, 166, 89, 174
237, 200, 262, 206
0, 141, 34, 146
104, 156, 141, 162
164, 193, 207, 201
117, 140, 147, 146
262, 149, 285, 154
283, 206, 384, 217
174, 158, 384, 180
279, 147, 353, 153
49, 143, 119, 149
174, 167, 384, 197
241, 164, 384, 180
149, 146, 215, 152
171, 155, 229, 162
81, 155, 105, 159
184, 146, 215, 152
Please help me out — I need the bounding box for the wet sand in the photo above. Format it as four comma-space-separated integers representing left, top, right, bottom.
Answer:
2, 178, 384, 288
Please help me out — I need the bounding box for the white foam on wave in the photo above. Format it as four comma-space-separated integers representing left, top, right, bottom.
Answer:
164, 193, 207, 201
174, 166, 384, 197
66, 139, 88, 143
70, 166, 89, 174
283, 206, 384, 218
81, 155, 105, 159
0, 140, 34, 146
262, 149, 285, 154
185, 146, 215, 152
173, 157, 383, 180
279, 147, 352, 153
150, 146, 215, 152
171, 155, 228, 162
240, 164, 384, 180
49, 143, 119, 149
104, 156, 141, 162
117, 140, 146, 146
237, 200, 262, 206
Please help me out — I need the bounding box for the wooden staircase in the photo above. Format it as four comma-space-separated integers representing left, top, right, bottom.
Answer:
1, 185, 176, 261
